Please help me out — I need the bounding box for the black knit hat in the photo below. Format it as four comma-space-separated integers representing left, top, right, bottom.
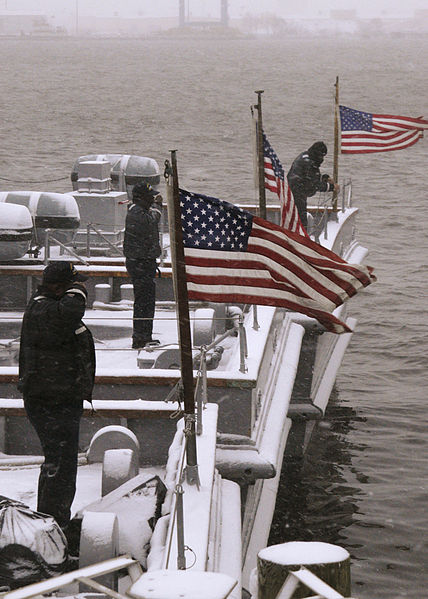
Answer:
308, 141, 327, 156
42, 261, 88, 284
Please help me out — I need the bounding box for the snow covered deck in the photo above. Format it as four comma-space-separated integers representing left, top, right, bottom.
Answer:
0, 459, 164, 520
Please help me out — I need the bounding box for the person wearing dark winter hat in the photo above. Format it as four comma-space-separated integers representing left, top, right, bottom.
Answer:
18, 261, 95, 533
123, 181, 162, 349
287, 141, 340, 230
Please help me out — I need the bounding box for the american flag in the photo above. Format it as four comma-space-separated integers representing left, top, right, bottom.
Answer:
179, 189, 375, 334
263, 133, 307, 236
339, 105, 428, 154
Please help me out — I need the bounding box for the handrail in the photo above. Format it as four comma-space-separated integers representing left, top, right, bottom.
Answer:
310, 178, 353, 242
174, 483, 186, 569
195, 354, 207, 436
85, 223, 124, 257
0, 555, 142, 599
43, 230, 89, 265
341, 179, 352, 211
164, 436, 187, 569
0, 312, 248, 375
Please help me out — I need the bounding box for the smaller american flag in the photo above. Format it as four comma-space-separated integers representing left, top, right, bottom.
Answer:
340, 105, 428, 154
179, 188, 375, 334
263, 133, 307, 236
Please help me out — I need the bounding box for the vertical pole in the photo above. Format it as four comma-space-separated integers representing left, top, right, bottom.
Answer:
238, 314, 247, 373
44, 230, 50, 265
179, 0, 185, 27
255, 90, 266, 220
86, 224, 91, 258
75, 0, 78, 35
196, 365, 204, 436
169, 151, 199, 485
332, 76, 340, 210
175, 485, 186, 570
221, 0, 229, 27
252, 304, 260, 331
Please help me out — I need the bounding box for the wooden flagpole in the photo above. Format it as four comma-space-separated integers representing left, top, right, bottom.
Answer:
251, 106, 259, 203
332, 76, 340, 210
255, 90, 266, 219
168, 150, 199, 486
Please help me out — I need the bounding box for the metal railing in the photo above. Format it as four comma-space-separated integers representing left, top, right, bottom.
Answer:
43, 230, 89, 265
310, 178, 353, 242
83, 224, 124, 258
164, 307, 260, 569
341, 179, 352, 211
0, 305, 255, 375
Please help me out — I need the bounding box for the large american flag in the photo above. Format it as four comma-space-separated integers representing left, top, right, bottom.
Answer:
179, 189, 375, 334
263, 133, 307, 236
340, 105, 428, 154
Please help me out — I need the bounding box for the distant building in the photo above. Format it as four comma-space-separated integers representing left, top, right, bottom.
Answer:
0, 11, 55, 35
76, 16, 178, 36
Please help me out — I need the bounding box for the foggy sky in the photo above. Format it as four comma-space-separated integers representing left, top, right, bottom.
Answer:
3, 0, 425, 20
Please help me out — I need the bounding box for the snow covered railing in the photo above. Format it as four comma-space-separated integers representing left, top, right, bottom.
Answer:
159, 405, 219, 573
308, 178, 353, 243
0, 398, 178, 419
341, 179, 352, 211
0, 555, 142, 599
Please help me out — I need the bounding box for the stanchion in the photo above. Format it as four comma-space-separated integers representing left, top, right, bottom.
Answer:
257, 541, 351, 599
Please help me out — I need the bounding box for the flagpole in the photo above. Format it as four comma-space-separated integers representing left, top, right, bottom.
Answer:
255, 90, 266, 219
333, 76, 340, 210
168, 150, 199, 486
251, 106, 259, 203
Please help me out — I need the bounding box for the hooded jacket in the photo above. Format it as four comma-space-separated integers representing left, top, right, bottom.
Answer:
287, 142, 333, 198
18, 284, 95, 402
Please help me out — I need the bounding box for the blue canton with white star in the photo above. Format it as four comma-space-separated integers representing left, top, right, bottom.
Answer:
263, 134, 284, 179
339, 105, 373, 131
179, 189, 253, 251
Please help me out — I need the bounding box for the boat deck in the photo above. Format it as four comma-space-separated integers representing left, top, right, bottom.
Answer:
0, 458, 164, 518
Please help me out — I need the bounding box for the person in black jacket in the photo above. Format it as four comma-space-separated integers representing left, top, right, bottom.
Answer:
18, 261, 95, 532
123, 181, 162, 349
287, 141, 340, 230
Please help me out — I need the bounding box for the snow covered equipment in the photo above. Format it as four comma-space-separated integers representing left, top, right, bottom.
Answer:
0, 497, 68, 590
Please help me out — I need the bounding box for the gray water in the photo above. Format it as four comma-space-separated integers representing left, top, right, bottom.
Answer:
0, 34, 427, 598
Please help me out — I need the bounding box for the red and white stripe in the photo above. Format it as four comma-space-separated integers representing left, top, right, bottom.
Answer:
263, 155, 281, 196
372, 114, 428, 132
341, 128, 423, 154
184, 216, 375, 334
264, 155, 308, 236
341, 111, 428, 154
280, 186, 308, 236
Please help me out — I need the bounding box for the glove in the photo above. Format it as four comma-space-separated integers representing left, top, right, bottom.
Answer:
153, 193, 163, 208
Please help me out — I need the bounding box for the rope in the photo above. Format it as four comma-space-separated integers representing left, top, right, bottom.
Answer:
0, 175, 69, 184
